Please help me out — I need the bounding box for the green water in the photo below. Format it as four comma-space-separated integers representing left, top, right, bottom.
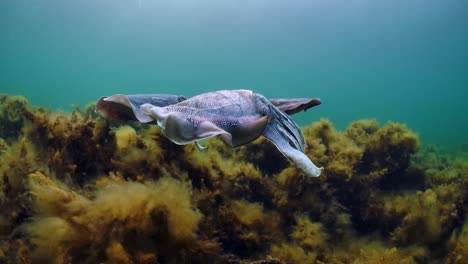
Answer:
1, 0, 467, 149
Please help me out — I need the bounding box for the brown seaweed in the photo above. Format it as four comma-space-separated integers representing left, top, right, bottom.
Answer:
0, 94, 467, 263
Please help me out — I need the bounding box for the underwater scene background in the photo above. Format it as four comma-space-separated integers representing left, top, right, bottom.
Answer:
1, 0, 468, 149
1, 0, 468, 263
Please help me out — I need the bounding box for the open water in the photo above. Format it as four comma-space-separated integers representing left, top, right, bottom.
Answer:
1, 0, 467, 149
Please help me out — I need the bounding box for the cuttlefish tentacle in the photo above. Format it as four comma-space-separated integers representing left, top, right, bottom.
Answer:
140, 90, 322, 177
255, 94, 323, 177
262, 124, 323, 177
256, 94, 305, 152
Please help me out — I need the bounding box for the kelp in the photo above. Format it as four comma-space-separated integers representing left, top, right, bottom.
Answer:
0, 94, 467, 263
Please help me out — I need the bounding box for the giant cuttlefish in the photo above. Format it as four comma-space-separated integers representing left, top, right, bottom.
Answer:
96, 90, 323, 177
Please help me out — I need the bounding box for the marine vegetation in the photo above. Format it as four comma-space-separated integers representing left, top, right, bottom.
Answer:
0, 93, 467, 264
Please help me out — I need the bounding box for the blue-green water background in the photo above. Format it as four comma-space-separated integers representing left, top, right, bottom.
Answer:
1, 0, 467, 149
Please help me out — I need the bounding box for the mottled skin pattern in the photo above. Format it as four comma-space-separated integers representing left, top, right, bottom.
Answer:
142, 90, 270, 147
165, 90, 259, 127
141, 90, 323, 177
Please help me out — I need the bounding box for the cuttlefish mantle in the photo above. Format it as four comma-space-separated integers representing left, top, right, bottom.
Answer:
140, 90, 323, 177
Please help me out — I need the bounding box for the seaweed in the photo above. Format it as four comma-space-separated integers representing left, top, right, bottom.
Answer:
25, 171, 202, 263
0, 94, 467, 263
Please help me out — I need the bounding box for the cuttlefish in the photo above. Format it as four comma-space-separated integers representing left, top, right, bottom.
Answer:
96, 93, 321, 123
96, 90, 323, 177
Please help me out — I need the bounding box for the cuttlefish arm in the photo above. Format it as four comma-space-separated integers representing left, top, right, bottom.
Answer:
255, 94, 323, 177
96, 94, 186, 123
262, 119, 323, 177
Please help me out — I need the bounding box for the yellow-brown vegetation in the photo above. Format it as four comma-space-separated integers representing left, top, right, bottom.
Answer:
0, 94, 466, 263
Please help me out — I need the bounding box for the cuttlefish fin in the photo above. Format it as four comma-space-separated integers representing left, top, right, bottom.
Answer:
269, 98, 321, 115
222, 115, 270, 147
